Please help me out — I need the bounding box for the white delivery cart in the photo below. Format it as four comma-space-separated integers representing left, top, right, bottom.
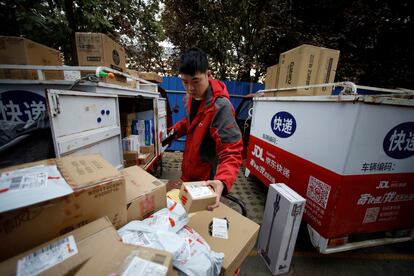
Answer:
0, 65, 168, 175
245, 82, 414, 253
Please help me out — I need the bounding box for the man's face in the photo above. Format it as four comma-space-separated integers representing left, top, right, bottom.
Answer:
180, 71, 210, 100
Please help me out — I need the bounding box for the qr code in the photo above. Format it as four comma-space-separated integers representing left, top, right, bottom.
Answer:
306, 176, 331, 209
363, 207, 380, 223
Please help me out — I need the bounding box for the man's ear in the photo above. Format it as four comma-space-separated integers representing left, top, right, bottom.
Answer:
207, 70, 213, 79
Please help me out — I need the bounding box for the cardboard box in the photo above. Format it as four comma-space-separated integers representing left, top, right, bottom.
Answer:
277, 44, 321, 96
121, 166, 166, 222
258, 184, 305, 275
276, 44, 340, 96
265, 64, 279, 91
0, 217, 119, 276
140, 145, 155, 155
179, 182, 217, 213
75, 32, 127, 86
314, 48, 340, 95
0, 36, 63, 80
0, 155, 127, 261
188, 204, 260, 276
127, 69, 163, 88
138, 153, 153, 165
76, 240, 173, 276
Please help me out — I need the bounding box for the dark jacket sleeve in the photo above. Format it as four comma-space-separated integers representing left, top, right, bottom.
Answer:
210, 97, 243, 192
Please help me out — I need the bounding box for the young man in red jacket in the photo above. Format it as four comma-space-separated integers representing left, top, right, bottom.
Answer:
167, 47, 243, 210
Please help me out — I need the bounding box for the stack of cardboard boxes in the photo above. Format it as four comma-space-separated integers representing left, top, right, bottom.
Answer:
265, 44, 340, 96
0, 33, 162, 88
0, 154, 260, 275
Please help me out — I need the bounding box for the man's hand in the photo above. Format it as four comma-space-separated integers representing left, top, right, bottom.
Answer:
206, 180, 224, 210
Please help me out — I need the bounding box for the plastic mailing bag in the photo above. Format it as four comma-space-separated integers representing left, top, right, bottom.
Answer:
118, 199, 224, 276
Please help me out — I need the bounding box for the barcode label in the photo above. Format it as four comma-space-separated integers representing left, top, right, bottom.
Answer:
122, 256, 167, 276
17, 235, 78, 276
9, 176, 23, 190
8, 172, 48, 192
121, 232, 151, 247
212, 218, 228, 239
187, 184, 213, 199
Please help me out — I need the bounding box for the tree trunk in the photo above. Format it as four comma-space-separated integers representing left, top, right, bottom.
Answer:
64, 0, 78, 65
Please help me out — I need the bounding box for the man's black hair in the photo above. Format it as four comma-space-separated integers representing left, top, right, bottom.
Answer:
179, 47, 208, 76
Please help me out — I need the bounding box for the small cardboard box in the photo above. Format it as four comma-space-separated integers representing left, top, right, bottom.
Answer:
0, 217, 118, 276
76, 240, 173, 276
0, 154, 127, 261
140, 145, 155, 155
188, 204, 260, 276
179, 181, 217, 213
258, 183, 305, 275
121, 166, 166, 222
265, 64, 279, 91
75, 32, 127, 86
0, 36, 63, 80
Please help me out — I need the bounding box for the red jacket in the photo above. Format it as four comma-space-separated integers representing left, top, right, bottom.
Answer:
172, 79, 243, 193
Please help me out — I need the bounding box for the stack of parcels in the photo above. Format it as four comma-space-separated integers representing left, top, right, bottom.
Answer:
265, 44, 340, 96
121, 110, 156, 168
0, 155, 259, 276
0, 217, 174, 275
122, 186, 260, 276
0, 154, 127, 262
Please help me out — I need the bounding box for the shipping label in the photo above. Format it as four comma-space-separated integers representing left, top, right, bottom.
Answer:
16, 235, 78, 276
187, 184, 213, 199
122, 256, 167, 276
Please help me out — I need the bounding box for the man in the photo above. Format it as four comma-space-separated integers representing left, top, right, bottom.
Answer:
168, 47, 243, 210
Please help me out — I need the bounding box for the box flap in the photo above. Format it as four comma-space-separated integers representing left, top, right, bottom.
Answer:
0, 164, 73, 213
56, 154, 121, 189
121, 165, 165, 202
188, 204, 259, 275
0, 217, 116, 276
76, 240, 172, 275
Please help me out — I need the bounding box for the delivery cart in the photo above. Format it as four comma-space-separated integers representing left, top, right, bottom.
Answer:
245, 82, 414, 253
0, 64, 169, 175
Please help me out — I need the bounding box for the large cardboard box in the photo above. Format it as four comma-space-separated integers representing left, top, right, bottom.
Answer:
179, 182, 217, 213
276, 44, 340, 96
121, 165, 166, 221
0, 155, 127, 261
188, 204, 260, 276
277, 44, 321, 96
314, 48, 340, 95
265, 64, 279, 91
76, 239, 173, 276
127, 69, 163, 88
258, 184, 305, 275
0, 217, 119, 276
0, 36, 63, 80
75, 32, 127, 86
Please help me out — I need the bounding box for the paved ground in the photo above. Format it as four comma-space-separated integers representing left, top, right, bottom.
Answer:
161, 151, 414, 276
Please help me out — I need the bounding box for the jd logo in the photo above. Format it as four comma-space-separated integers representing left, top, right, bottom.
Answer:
252, 145, 264, 161
376, 181, 390, 189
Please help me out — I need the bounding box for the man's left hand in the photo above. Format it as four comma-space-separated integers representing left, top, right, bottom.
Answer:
206, 180, 224, 210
